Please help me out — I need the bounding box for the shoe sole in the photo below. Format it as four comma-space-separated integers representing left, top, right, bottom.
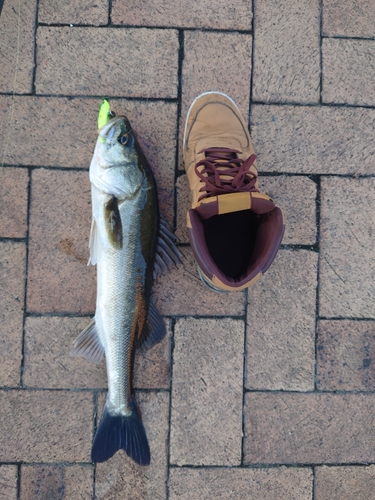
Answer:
182, 91, 243, 162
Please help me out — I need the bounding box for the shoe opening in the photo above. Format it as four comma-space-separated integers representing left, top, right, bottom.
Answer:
202, 209, 261, 279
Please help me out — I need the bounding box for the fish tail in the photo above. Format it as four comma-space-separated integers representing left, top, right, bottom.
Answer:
91, 400, 150, 465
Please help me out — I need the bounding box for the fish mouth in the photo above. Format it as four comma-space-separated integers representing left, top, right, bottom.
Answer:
99, 116, 132, 143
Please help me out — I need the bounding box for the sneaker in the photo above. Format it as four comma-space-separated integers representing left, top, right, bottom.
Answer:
183, 91, 285, 291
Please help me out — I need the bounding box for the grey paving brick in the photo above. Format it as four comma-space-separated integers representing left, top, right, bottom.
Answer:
95, 392, 169, 500
169, 467, 313, 500
0, 167, 28, 238
253, 0, 320, 104
251, 104, 375, 175
0, 0, 37, 93
244, 393, 375, 464
38, 0, 108, 25
0, 241, 25, 386
170, 318, 244, 466
323, 0, 375, 38
320, 177, 375, 318
315, 465, 375, 500
323, 38, 375, 106
317, 320, 375, 391
0, 465, 17, 500
0, 390, 92, 462
153, 246, 246, 316
112, 0, 252, 29
246, 249, 317, 391
20, 465, 93, 500
35, 27, 179, 97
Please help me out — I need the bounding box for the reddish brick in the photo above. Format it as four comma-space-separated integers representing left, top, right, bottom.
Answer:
20, 465, 93, 500
323, 39, 375, 106
0, 390, 92, 462
244, 393, 375, 464
0, 242, 26, 386
170, 318, 244, 465
315, 465, 375, 500
0, 167, 29, 238
253, 0, 320, 104
27, 169, 95, 314
260, 176, 317, 245
323, 0, 375, 37
175, 175, 190, 244
317, 320, 375, 391
180, 32, 252, 169
153, 246, 246, 316
169, 467, 313, 500
38, 0, 108, 25
246, 250, 317, 391
95, 392, 169, 499
0, 465, 17, 500
36, 27, 178, 97
112, 0, 251, 29
251, 104, 375, 175
320, 177, 375, 318
0, 0, 37, 93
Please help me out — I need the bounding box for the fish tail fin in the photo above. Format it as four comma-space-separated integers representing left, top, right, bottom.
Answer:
91, 400, 150, 465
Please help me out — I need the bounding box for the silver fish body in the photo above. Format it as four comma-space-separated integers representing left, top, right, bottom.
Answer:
71, 115, 179, 464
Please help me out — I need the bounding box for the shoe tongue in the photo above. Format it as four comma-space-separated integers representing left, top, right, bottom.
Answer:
196, 192, 276, 220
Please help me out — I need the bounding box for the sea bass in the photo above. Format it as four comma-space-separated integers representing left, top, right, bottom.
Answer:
71, 101, 181, 465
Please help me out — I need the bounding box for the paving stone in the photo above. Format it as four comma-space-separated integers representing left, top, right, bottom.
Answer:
244, 393, 375, 464
323, 0, 375, 38
153, 246, 246, 317
112, 0, 251, 29
260, 175, 317, 245
175, 175, 190, 244
0, 97, 176, 223
0, 465, 17, 500
317, 320, 375, 391
246, 249, 317, 391
253, 0, 320, 104
251, 104, 375, 175
0, 167, 29, 238
35, 27, 179, 97
323, 39, 375, 107
0, 0, 37, 93
169, 467, 313, 500
27, 169, 96, 314
133, 320, 172, 390
95, 392, 169, 500
0, 241, 26, 386
38, 0, 108, 25
180, 31, 252, 169
170, 318, 244, 465
315, 465, 375, 500
20, 465, 93, 500
23, 316, 105, 389
0, 390, 92, 462
320, 177, 375, 318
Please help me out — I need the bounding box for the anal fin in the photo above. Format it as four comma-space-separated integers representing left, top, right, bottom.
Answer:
70, 318, 104, 364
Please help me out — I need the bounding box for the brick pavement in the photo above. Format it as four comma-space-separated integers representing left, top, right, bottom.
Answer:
1, 0, 375, 498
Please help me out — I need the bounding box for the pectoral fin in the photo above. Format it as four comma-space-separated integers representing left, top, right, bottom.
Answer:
105, 196, 123, 249
70, 319, 104, 364
136, 298, 166, 349
88, 217, 101, 266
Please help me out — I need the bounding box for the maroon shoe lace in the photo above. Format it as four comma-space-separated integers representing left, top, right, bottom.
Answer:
195, 148, 258, 202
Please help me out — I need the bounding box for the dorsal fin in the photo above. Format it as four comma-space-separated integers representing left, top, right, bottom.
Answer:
153, 219, 183, 277
136, 298, 166, 349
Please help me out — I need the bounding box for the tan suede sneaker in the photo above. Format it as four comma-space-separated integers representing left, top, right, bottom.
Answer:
183, 91, 285, 291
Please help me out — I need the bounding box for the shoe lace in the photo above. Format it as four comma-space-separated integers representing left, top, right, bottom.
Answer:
195, 148, 258, 202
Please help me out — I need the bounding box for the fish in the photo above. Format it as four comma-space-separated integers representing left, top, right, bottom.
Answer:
71, 100, 182, 465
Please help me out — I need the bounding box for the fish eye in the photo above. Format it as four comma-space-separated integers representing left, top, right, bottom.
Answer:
118, 134, 133, 146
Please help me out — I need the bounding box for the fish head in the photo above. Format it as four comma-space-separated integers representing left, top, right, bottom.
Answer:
90, 116, 145, 199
